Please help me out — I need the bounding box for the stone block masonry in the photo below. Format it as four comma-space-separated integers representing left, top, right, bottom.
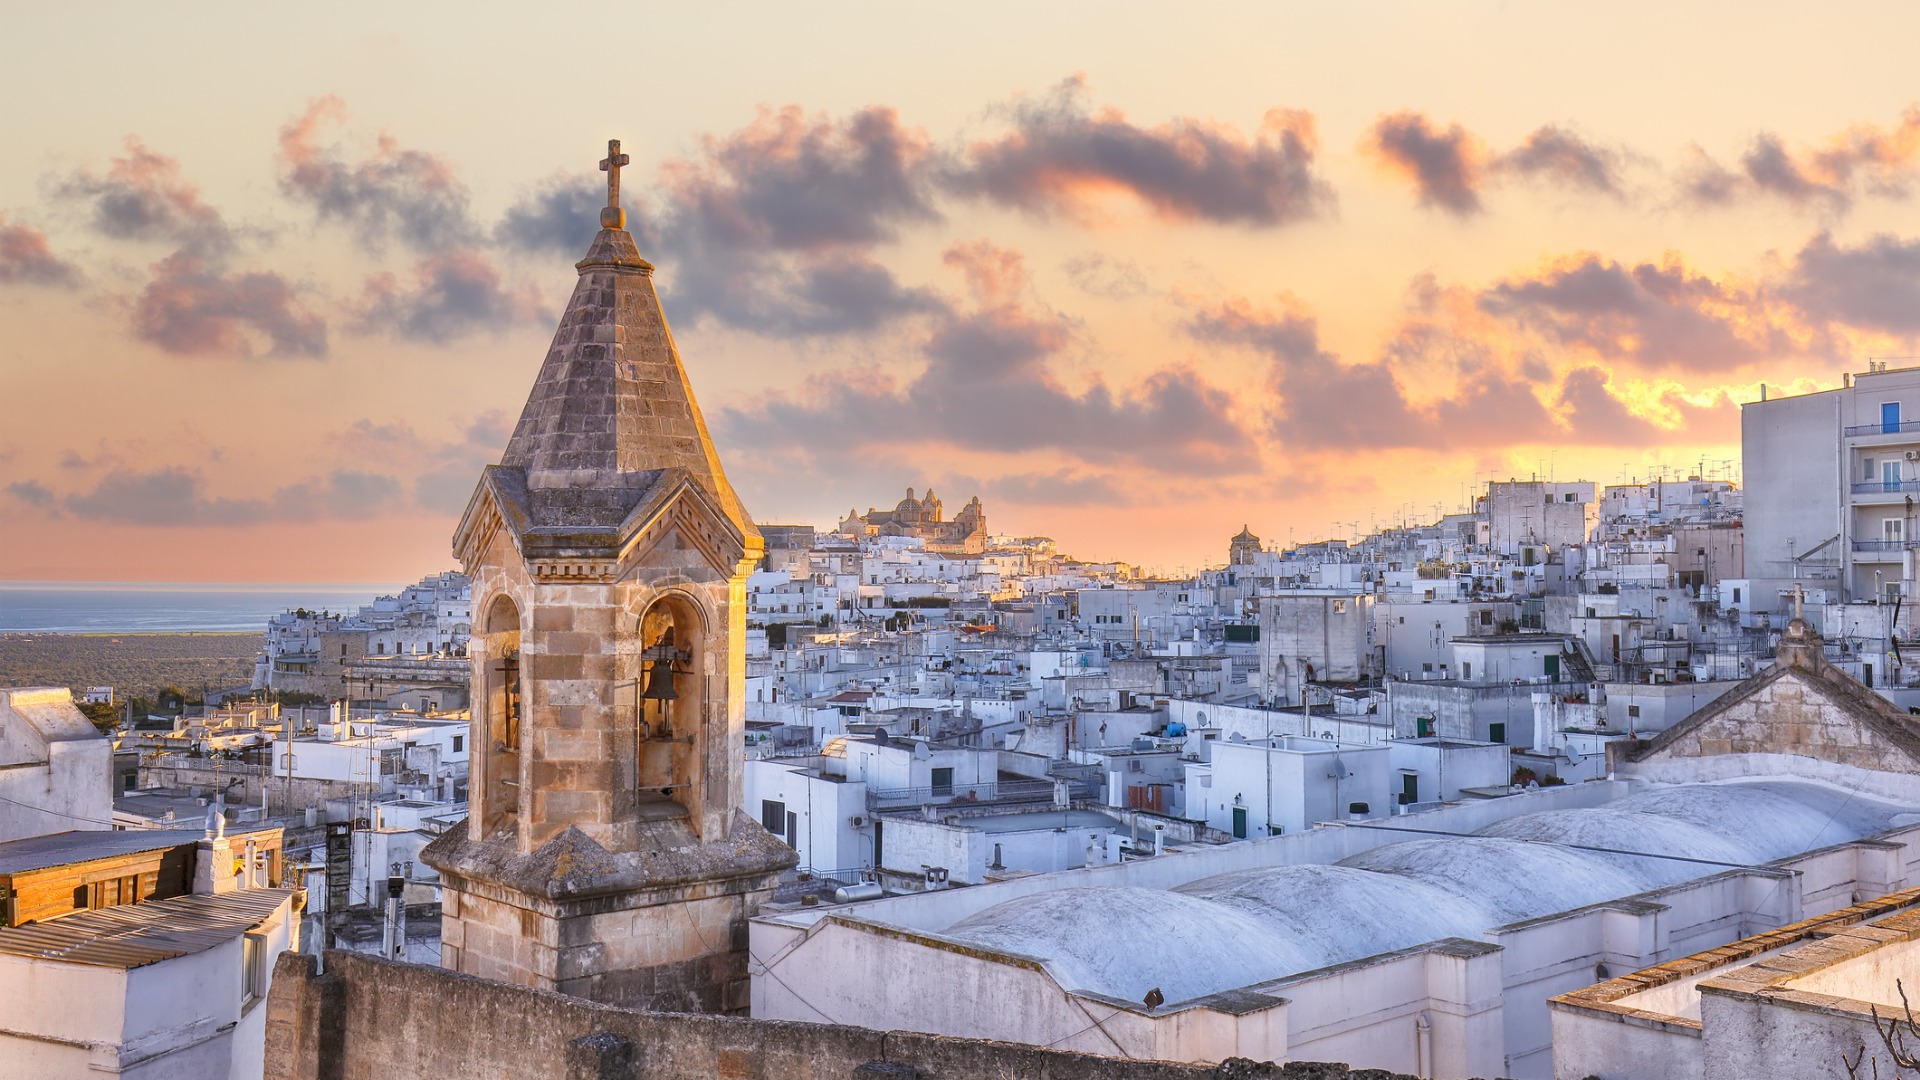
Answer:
438, 870, 774, 1013
428, 198, 795, 1013
266, 950, 1441, 1080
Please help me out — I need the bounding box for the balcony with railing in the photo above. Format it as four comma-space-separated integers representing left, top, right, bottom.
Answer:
1852, 480, 1920, 496
1845, 419, 1920, 438
1852, 539, 1914, 557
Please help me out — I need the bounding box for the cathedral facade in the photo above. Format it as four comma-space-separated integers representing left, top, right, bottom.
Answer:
836, 487, 988, 553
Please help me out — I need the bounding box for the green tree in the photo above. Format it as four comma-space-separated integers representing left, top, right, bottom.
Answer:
74, 699, 120, 733
154, 685, 202, 714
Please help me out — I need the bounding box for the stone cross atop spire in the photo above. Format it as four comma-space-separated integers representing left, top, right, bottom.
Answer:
599, 139, 630, 229
492, 139, 749, 532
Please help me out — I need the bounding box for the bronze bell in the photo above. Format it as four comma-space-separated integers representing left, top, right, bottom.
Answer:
640, 659, 679, 701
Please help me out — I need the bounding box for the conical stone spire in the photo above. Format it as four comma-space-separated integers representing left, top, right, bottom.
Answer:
497, 140, 748, 532
431, 142, 791, 1015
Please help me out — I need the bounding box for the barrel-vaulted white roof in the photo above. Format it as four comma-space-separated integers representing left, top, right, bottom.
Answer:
944, 886, 1319, 1004
936, 780, 1911, 1005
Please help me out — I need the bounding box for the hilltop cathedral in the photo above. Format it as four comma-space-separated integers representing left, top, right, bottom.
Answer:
836, 487, 988, 553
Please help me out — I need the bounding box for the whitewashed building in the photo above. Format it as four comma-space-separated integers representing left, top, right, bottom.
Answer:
751, 620, 1920, 1078
1482, 480, 1595, 556
0, 687, 111, 843
1552, 888, 1920, 1080
0, 889, 298, 1078
1192, 736, 1391, 839
1257, 593, 1377, 696
1744, 362, 1920, 609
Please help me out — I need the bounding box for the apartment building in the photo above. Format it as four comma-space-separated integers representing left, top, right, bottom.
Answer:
1744, 363, 1920, 610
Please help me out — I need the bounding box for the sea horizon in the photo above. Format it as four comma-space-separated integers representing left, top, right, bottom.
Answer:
0, 581, 408, 635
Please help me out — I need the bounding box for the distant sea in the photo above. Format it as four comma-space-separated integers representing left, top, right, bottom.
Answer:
0, 582, 403, 634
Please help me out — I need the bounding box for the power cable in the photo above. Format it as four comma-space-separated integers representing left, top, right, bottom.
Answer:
0, 791, 150, 830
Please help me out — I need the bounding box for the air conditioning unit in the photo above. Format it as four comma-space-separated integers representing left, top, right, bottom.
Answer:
848, 815, 867, 828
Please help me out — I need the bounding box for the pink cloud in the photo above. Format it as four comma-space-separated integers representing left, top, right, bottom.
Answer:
0, 213, 77, 286
131, 251, 327, 359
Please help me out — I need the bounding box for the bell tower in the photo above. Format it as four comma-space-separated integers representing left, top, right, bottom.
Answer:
421, 140, 795, 1014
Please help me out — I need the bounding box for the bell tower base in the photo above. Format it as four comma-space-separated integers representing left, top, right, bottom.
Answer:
422, 808, 792, 1013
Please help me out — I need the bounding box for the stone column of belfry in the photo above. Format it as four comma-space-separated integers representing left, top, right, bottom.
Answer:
421, 139, 795, 1015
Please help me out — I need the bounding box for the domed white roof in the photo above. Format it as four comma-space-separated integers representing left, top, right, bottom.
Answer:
930, 781, 1916, 1002
943, 886, 1318, 1004
1338, 836, 1652, 925
1176, 863, 1492, 959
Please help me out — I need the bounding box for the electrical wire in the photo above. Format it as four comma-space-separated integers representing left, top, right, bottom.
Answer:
0, 790, 151, 830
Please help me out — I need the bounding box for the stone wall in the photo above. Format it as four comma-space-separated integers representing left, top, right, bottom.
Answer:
439, 869, 774, 1013
139, 760, 372, 817
1645, 667, 1920, 773
265, 950, 1427, 1080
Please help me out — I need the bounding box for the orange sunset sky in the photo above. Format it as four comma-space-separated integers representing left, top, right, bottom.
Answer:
4, 2, 1920, 582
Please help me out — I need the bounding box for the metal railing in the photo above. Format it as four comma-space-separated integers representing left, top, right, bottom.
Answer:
417, 810, 470, 836
142, 751, 271, 776
771, 867, 871, 903
1853, 539, 1916, 553
1387, 679, 1554, 699
865, 777, 1089, 811
1850, 480, 1920, 495
1845, 419, 1920, 437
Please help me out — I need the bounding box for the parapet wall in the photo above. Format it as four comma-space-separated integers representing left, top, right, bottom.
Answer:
263, 950, 1422, 1080
139, 759, 374, 817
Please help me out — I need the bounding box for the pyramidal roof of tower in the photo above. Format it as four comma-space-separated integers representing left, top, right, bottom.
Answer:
494, 192, 749, 535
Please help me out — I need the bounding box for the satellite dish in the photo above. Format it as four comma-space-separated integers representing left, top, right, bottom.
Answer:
1565, 746, 1584, 764
1228, 732, 1247, 743
1328, 754, 1351, 780
913, 741, 931, 760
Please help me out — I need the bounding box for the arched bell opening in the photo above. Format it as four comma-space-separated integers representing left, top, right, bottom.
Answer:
479, 593, 524, 839
632, 594, 705, 824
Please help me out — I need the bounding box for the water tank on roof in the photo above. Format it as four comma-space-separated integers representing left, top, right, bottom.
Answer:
1166, 720, 1188, 737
